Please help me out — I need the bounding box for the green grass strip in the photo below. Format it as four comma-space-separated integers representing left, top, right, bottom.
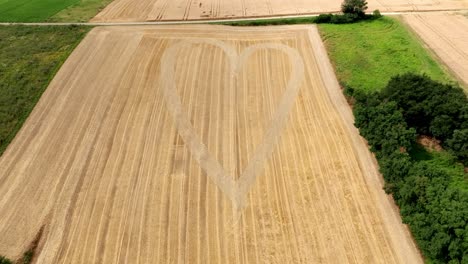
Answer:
0, 0, 112, 22
0, 25, 90, 156
318, 17, 453, 92
48, 0, 115, 22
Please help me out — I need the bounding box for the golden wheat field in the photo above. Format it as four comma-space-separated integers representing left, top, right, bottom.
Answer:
91, 0, 468, 22
403, 13, 468, 87
0, 25, 422, 263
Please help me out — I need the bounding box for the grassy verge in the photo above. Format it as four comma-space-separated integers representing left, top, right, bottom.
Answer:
218, 13, 380, 26
318, 17, 453, 92
217, 16, 319, 26
0, 0, 111, 22
0, 25, 90, 156
48, 0, 114, 22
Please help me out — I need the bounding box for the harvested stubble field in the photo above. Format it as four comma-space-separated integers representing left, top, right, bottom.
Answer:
91, 0, 468, 22
403, 13, 468, 88
0, 25, 422, 263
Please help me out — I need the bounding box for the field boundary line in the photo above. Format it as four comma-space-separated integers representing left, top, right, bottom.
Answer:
0, 9, 467, 26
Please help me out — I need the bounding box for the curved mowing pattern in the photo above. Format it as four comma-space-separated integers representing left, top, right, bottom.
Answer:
0, 25, 422, 263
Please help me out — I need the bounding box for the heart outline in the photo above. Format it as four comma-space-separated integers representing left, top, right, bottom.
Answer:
160, 39, 304, 211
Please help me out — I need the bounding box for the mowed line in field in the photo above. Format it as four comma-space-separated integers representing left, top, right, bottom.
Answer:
91, 0, 468, 22
403, 13, 468, 88
0, 25, 422, 263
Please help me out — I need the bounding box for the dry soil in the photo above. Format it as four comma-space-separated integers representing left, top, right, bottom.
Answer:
403, 13, 468, 87
91, 0, 468, 22
0, 25, 422, 263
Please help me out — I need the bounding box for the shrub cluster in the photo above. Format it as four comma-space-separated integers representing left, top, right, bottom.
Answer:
0, 256, 12, 264
347, 74, 468, 263
314, 0, 378, 24
314, 12, 379, 24
382, 74, 468, 164
341, 0, 368, 16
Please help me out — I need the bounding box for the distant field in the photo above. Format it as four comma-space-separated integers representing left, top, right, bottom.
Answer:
0, 25, 90, 156
403, 13, 468, 89
48, 0, 115, 22
92, 0, 468, 22
0, 0, 77, 22
0, 0, 111, 22
318, 17, 452, 92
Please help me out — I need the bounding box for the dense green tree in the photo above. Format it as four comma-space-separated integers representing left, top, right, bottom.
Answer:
382, 74, 467, 142
447, 129, 468, 165
341, 0, 368, 16
347, 75, 468, 263
396, 163, 468, 263
378, 151, 412, 194
354, 100, 416, 156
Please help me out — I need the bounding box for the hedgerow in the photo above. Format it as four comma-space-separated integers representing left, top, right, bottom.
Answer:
347, 74, 468, 263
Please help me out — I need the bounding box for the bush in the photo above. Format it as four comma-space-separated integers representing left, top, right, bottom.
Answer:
0, 256, 12, 264
447, 129, 468, 165
341, 0, 368, 17
315, 14, 333, 23
381, 74, 467, 164
396, 163, 468, 263
331, 13, 359, 24
372, 9, 382, 18
354, 100, 416, 156
22, 250, 33, 264
378, 151, 412, 185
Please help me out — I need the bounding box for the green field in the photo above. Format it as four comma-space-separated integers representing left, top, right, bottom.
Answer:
48, 0, 114, 22
318, 17, 453, 92
0, 0, 111, 22
0, 25, 90, 156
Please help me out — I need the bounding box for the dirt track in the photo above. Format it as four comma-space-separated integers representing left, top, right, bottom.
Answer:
0, 25, 422, 263
91, 0, 468, 22
403, 13, 468, 87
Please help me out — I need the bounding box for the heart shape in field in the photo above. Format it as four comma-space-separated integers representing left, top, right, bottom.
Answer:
160, 39, 304, 211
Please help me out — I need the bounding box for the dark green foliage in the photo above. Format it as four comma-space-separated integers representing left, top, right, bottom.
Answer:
22, 250, 33, 264
222, 12, 382, 26
0, 256, 12, 264
330, 13, 359, 24
315, 14, 333, 23
396, 163, 468, 263
382, 74, 467, 142
0, 25, 90, 156
381, 74, 467, 166
350, 74, 468, 263
378, 151, 412, 184
447, 129, 468, 165
341, 0, 368, 16
354, 100, 416, 156
314, 14, 333, 23
372, 9, 382, 18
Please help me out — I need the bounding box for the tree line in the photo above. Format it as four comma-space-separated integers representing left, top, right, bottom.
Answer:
346, 73, 468, 263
